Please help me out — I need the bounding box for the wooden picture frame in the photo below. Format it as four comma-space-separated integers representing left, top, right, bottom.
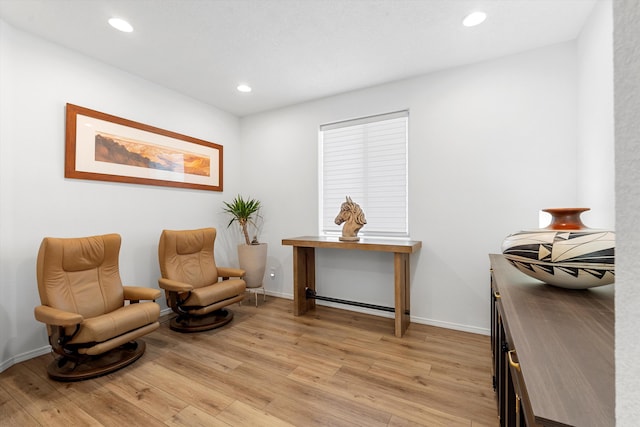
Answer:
65, 103, 223, 191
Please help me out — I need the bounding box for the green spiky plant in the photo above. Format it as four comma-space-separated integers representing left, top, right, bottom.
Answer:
223, 195, 262, 246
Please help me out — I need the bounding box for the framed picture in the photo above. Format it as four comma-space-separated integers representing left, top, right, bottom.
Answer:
65, 103, 223, 191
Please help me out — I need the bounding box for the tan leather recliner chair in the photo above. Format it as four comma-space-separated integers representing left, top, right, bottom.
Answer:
34, 233, 161, 381
158, 228, 246, 332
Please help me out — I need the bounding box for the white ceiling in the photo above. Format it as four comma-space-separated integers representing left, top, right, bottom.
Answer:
0, 0, 597, 117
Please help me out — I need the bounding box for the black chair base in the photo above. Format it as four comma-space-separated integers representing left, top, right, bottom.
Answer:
47, 339, 146, 382
170, 308, 234, 333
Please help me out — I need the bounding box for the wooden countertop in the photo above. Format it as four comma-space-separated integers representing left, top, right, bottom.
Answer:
490, 254, 614, 427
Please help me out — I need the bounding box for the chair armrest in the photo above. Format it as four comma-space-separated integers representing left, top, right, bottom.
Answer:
34, 305, 83, 326
217, 267, 245, 278
123, 286, 161, 301
158, 277, 194, 292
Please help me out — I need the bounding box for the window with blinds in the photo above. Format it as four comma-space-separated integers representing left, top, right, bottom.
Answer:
319, 110, 409, 238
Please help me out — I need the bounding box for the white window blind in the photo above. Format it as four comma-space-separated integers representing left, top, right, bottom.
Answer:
319, 110, 408, 238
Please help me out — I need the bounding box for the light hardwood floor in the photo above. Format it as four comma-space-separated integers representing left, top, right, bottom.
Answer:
0, 296, 498, 426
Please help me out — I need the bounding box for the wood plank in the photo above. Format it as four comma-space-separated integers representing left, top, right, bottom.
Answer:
0, 296, 497, 426
264, 375, 392, 427
0, 385, 41, 426
1, 360, 103, 426
287, 364, 475, 426
332, 364, 496, 422
215, 401, 295, 427
98, 371, 190, 421
164, 405, 232, 427
127, 360, 235, 416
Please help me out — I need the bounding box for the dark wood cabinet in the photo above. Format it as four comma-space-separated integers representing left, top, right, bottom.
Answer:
492, 266, 526, 426
490, 254, 614, 427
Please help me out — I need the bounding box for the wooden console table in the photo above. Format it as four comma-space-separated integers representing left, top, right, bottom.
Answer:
282, 236, 422, 337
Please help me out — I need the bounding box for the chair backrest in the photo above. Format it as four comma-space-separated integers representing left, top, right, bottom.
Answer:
158, 228, 219, 289
36, 234, 125, 318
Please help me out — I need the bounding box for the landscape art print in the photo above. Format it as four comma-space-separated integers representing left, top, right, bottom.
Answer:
65, 103, 223, 191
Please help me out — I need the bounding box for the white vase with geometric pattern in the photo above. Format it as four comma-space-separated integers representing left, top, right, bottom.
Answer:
501, 208, 615, 289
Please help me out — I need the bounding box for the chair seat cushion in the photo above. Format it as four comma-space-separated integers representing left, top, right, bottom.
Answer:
184, 279, 245, 307
69, 302, 160, 345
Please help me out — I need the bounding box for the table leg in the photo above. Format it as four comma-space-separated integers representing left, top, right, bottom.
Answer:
394, 252, 410, 337
293, 246, 316, 315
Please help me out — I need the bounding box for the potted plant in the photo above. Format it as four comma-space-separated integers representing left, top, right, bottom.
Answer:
223, 195, 267, 289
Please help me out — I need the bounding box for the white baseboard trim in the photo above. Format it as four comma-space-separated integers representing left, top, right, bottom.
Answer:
2, 310, 174, 374
411, 316, 490, 336
263, 290, 490, 336
264, 290, 293, 300
0, 345, 51, 374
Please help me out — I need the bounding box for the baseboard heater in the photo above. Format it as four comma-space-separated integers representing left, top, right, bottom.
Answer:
305, 287, 396, 313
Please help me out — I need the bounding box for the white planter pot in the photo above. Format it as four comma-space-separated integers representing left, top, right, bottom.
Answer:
238, 243, 268, 289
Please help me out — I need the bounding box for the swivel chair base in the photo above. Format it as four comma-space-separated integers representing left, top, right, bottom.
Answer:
47, 339, 146, 382
170, 308, 234, 333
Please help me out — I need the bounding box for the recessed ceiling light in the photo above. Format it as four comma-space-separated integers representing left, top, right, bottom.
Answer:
462, 11, 487, 27
237, 84, 252, 93
108, 17, 134, 33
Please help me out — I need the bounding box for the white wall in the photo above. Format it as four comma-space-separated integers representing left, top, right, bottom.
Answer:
614, 0, 640, 422
241, 42, 579, 334
577, 0, 615, 228
0, 21, 244, 370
